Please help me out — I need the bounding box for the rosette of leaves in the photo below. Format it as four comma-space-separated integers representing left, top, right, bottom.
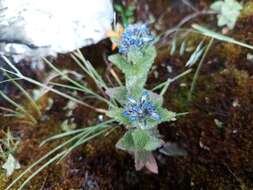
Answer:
211, 0, 242, 29
107, 37, 182, 172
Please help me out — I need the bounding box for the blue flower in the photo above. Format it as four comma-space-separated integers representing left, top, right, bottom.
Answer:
123, 92, 160, 125
118, 24, 154, 54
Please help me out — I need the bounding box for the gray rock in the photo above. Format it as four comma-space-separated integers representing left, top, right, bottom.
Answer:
0, 0, 114, 60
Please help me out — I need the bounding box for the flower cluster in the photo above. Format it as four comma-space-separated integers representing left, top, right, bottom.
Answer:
118, 24, 154, 54
123, 92, 160, 125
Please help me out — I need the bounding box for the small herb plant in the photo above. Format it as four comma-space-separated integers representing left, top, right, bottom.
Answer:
0, 128, 20, 177
107, 24, 182, 173
114, 3, 136, 26
4, 24, 190, 189
211, 0, 242, 29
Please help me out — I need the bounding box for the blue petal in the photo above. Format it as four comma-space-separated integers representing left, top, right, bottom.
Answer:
118, 24, 154, 54
127, 96, 137, 104
141, 91, 149, 103
123, 111, 130, 117
150, 112, 161, 121
129, 115, 138, 122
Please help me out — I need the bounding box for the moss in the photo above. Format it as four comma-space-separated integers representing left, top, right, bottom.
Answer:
0, 170, 8, 190
214, 42, 242, 64
167, 67, 253, 190
240, 1, 253, 17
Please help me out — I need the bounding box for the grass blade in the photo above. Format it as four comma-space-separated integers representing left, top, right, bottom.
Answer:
192, 24, 253, 50
0, 91, 37, 124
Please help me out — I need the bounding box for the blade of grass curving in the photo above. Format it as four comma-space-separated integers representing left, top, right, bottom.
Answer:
40, 128, 87, 147
20, 74, 108, 112
179, 40, 187, 56
170, 38, 177, 55
192, 24, 253, 50
43, 58, 92, 92
1, 55, 22, 75
48, 81, 88, 91
17, 151, 66, 190
1, 57, 113, 111
40, 120, 115, 146
0, 77, 22, 84
0, 66, 108, 114
49, 81, 114, 106
109, 67, 123, 86
154, 69, 192, 95
6, 130, 87, 190
188, 38, 214, 101
58, 126, 110, 162
104, 126, 119, 137
43, 58, 112, 106
185, 40, 205, 67
18, 125, 111, 190
6, 74, 41, 117
0, 91, 37, 124
6, 120, 114, 190
71, 53, 106, 90
0, 106, 22, 115
49, 81, 106, 99
2, 113, 23, 117
73, 49, 108, 90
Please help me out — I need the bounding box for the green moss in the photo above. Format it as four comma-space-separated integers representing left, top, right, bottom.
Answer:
171, 67, 253, 190
0, 170, 8, 190
240, 1, 253, 17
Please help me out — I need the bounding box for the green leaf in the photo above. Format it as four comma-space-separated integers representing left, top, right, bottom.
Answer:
109, 46, 156, 98
185, 40, 205, 67
135, 106, 176, 130
114, 4, 124, 12
125, 46, 157, 97
116, 130, 135, 151
179, 40, 187, 56
159, 142, 187, 156
116, 129, 163, 152
148, 90, 163, 106
127, 5, 136, 12
105, 86, 163, 106
132, 129, 162, 151
2, 154, 21, 177
210, 0, 242, 29
210, 1, 223, 12
105, 87, 127, 105
161, 109, 177, 122
108, 54, 130, 73
134, 151, 158, 173
132, 129, 150, 150
192, 24, 253, 50
144, 136, 163, 151
108, 107, 129, 125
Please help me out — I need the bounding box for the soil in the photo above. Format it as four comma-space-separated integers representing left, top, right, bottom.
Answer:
0, 0, 253, 189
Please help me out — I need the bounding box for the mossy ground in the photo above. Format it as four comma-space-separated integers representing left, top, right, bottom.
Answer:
1, 0, 253, 189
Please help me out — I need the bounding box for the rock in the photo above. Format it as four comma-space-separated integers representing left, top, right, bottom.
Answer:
0, 0, 114, 60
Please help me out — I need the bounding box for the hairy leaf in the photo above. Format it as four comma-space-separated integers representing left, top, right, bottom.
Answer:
116, 130, 135, 151
159, 142, 187, 156
210, 0, 242, 29
134, 151, 158, 173
2, 154, 21, 177
105, 87, 127, 105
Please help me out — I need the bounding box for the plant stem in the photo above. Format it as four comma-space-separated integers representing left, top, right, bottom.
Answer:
109, 68, 123, 86
6, 73, 42, 117
0, 91, 37, 124
188, 38, 214, 101
153, 69, 192, 95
